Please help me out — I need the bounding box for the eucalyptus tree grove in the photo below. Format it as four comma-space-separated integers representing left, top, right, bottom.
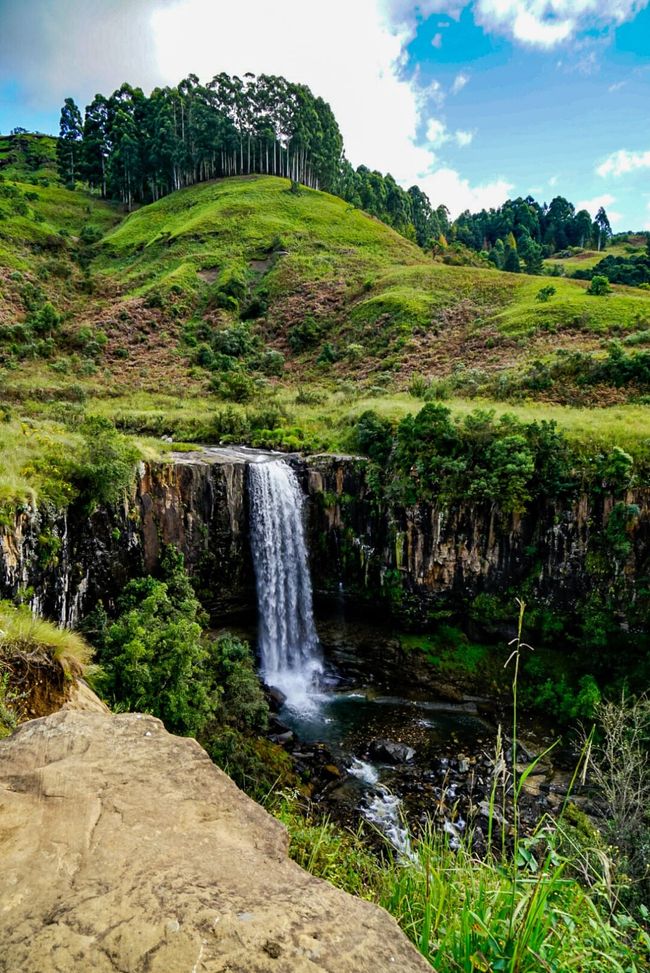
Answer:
57, 72, 449, 247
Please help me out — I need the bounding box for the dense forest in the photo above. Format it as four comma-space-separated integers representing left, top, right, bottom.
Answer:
454, 195, 613, 272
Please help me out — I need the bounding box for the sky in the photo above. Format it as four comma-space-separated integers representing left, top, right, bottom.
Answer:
1, 0, 649, 229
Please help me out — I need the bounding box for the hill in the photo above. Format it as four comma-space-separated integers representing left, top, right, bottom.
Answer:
1, 135, 650, 509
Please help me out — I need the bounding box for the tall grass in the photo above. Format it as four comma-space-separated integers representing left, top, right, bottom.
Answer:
0, 602, 92, 669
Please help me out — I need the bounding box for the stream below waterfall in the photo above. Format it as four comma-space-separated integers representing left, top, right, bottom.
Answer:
242, 452, 570, 852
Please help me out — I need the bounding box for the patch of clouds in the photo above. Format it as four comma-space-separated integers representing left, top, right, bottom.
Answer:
455, 129, 474, 147
432, 32, 444, 47
426, 118, 474, 148
418, 168, 513, 213
548, 175, 559, 187
451, 72, 470, 94
0, 0, 176, 111
608, 80, 627, 92
470, 0, 650, 48
597, 149, 650, 177
3, 0, 509, 219
576, 193, 623, 226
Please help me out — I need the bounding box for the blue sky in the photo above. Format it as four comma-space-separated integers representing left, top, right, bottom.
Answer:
1, 0, 649, 228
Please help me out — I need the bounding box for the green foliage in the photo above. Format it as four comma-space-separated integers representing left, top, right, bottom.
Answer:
72, 416, 140, 508
350, 410, 393, 466
392, 405, 549, 511
93, 547, 213, 736
536, 284, 556, 302
209, 370, 257, 402
587, 274, 612, 296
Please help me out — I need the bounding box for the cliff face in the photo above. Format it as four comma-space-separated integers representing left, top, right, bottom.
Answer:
0, 709, 429, 973
304, 455, 650, 628
1, 448, 648, 633
0, 450, 253, 625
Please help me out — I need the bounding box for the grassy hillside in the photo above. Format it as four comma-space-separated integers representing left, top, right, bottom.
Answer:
544, 235, 648, 273
1, 137, 650, 508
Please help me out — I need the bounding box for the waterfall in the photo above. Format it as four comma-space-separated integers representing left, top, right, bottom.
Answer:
248, 459, 322, 710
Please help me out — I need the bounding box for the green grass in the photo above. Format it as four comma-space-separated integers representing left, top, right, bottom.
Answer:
0, 414, 161, 514
544, 238, 647, 273
0, 601, 92, 669
96, 174, 421, 295
272, 792, 649, 972
87, 388, 650, 456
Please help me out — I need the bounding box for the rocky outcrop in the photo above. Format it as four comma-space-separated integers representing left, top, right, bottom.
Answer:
0, 449, 253, 625
0, 710, 428, 973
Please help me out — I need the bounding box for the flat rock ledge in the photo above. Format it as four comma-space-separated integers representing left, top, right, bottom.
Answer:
0, 710, 430, 973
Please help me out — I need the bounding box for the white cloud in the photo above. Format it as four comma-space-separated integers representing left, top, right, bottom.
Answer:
426, 119, 474, 148
418, 168, 513, 213
432, 32, 443, 47
426, 118, 448, 145
608, 80, 626, 92
576, 193, 623, 226
471, 0, 649, 48
451, 72, 470, 94
455, 129, 474, 147
152, 0, 432, 186
548, 175, 559, 186
597, 149, 650, 177
1, 0, 509, 221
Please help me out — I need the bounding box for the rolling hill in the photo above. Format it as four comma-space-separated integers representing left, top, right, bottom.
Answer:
1, 134, 650, 508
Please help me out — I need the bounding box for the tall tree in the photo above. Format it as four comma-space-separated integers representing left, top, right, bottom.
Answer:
56, 97, 83, 186
594, 207, 612, 252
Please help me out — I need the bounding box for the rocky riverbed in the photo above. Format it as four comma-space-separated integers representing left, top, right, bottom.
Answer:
264, 612, 589, 854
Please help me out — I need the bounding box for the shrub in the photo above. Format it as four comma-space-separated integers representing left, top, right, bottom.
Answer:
73, 416, 140, 508
213, 324, 255, 358
536, 284, 556, 302
288, 316, 322, 352
210, 370, 256, 403
408, 373, 430, 398
587, 275, 612, 296
93, 548, 213, 736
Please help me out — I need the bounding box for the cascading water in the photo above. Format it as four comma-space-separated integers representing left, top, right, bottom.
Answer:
248, 458, 322, 710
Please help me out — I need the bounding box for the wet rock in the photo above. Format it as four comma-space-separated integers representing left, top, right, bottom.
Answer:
369, 739, 415, 764
267, 686, 287, 709
270, 730, 294, 747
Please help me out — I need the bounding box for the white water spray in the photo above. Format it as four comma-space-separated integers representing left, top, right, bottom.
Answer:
248, 459, 322, 710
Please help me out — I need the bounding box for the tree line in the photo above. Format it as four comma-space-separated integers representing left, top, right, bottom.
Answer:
56, 72, 611, 269
56, 72, 450, 248
454, 195, 613, 273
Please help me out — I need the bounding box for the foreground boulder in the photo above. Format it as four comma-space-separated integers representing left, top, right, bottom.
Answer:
0, 710, 429, 973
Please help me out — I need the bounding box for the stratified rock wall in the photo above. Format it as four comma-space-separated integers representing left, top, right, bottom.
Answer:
0, 448, 648, 632
0, 710, 429, 972
0, 450, 253, 624
304, 454, 650, 626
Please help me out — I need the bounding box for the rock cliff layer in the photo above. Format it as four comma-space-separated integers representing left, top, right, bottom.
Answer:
0, 710, 429, 973
1, 447, 647, 632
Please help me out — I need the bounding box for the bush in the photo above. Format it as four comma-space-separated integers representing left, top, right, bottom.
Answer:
210, 370, 256, 403
73, 416, 140, 508
288, 316, 322, 352
536, 285, 556, 302
93, 548, 213, 736
587, 275, 612, 296
213, 324, 255, 358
